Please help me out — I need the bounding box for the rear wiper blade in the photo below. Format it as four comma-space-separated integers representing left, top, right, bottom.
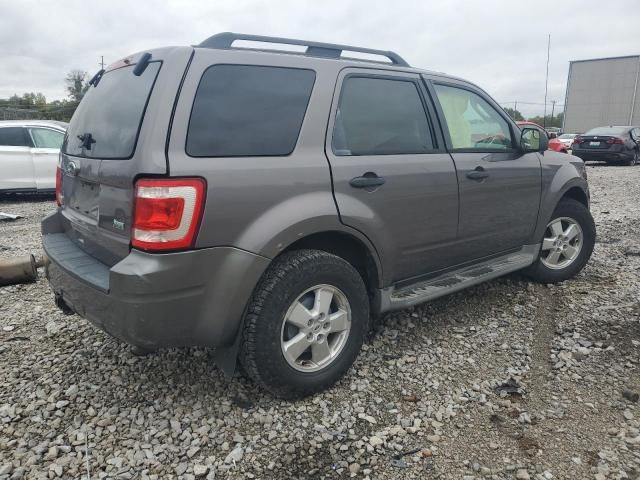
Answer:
88, 69, 105, 87
77, 133, 96, 150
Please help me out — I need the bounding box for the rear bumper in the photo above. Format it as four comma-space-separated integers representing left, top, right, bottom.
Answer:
572, 149, 633, 162
42, 211, 270, 349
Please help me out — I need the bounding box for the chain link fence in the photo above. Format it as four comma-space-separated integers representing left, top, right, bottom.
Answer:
0, 107, 41, 120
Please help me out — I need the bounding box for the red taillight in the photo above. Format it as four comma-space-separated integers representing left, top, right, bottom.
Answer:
134, 197, 185, 230
132, 178, 206, 251
55, 166, 63, 207
573, 136, 583, 144
606, 138, 624, 144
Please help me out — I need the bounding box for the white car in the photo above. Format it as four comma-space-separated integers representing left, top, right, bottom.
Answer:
0, 120, 67, 193
557, 133, 578, 149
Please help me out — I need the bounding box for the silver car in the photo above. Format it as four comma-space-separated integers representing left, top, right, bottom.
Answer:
0, 120, 66, 193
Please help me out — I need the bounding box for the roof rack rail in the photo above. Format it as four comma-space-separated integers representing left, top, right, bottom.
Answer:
198, 32, 410, 67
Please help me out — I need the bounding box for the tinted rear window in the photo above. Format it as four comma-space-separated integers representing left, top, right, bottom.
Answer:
0, 127, 29, 147
585, 126, 629, 136
63, 62, 161, 159
333, 76, 434, 156
187, 65, 315, 157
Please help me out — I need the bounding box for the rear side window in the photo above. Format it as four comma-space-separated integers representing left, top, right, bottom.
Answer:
64, 62, 161, 159
0, 127, 30, 147
333, 76, 433, 156
186, 65, 315, 157
30, 128, 64, 149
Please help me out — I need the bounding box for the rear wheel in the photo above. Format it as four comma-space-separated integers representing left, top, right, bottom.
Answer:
523, 199, 595, 283
624, 150, 638, 166
240, 249, 369, 399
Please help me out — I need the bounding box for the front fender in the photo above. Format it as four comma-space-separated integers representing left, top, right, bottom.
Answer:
533, 154, 589, 241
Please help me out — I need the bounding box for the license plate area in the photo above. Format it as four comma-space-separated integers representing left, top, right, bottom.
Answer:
589, 141, 600, 146
69, 180, 100, 220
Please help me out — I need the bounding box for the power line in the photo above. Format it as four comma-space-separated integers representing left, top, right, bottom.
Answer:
499, 101, 564, 107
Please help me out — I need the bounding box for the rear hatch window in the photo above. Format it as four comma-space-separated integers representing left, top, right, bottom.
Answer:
63, 62, 161, 159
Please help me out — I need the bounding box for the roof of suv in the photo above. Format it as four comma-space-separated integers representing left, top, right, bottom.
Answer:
198, 32, 410, 66
0, 120, 67, 130
194, 32, 461, 82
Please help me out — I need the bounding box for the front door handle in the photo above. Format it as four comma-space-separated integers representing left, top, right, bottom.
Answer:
349, 173, 386, 189
466, 167, 489, 180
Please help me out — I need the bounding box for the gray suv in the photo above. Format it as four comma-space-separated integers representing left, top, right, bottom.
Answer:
42, 33, 595, 398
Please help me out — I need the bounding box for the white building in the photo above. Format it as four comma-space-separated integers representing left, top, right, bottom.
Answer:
563, 55, 640, 133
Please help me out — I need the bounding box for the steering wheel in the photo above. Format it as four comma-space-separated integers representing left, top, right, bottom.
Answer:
475, 133, 506, 147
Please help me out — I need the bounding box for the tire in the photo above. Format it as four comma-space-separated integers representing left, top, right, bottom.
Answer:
239, 249, 369, 399
624, 150, 638, 166
523, 198, 595, 284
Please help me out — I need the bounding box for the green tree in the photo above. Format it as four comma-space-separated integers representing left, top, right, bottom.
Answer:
503, 107, 524, 121
527, 112, 563, 129
65, 70, 89, 102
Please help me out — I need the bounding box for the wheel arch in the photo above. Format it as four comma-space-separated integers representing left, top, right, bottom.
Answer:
533, 173, 590, 244
560, 185, 589, 208
279, 230, 383, 293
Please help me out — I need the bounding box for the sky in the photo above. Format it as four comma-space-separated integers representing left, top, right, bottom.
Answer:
1, 0, 639, 118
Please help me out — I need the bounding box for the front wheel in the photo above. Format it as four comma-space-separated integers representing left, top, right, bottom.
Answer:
239, 249, 369, 399
523, 198, 595, 283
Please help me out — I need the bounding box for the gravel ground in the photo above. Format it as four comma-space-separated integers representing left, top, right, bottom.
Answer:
1, 164, 639, 480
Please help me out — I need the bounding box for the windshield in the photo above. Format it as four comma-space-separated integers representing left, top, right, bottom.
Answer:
585, 126, 628, 136
559, 134, 576, 139
63, 62, 161, 159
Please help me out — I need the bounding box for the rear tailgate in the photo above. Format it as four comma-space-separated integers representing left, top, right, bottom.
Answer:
58, 47, 193, 266
578, 135, 616, 150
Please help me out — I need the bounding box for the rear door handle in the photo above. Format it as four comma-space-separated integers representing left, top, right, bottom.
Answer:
349, 173, 385, 189
466, 167, 489, 180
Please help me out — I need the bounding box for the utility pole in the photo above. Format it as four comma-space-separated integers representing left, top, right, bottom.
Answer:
550, 100, 556, 126
99, 56, 105, 69
543, 34, 551, 128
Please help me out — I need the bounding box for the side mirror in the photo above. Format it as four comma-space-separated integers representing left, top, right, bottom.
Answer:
549, 132, 557, 139
520, 127, 548, 153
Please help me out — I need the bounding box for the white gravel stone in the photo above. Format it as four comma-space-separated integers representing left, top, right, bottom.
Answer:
224, 446, 244, 464
1, 165, 640, 479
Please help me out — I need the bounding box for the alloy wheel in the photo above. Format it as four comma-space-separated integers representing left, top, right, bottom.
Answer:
540, 217, 583, 270
280, 284, 351, 372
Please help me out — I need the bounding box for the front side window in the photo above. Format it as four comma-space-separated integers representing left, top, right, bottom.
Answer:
434, 84, 513, 151
0, 127, 29, 147
333, 76, 433, 156
30, 128, 64, 149
187, 65, 316, 157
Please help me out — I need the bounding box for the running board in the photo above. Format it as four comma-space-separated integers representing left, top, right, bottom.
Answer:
378, 244, 539, 313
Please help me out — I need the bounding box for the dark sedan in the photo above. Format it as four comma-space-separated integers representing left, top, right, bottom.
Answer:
571, 126, 640, 166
